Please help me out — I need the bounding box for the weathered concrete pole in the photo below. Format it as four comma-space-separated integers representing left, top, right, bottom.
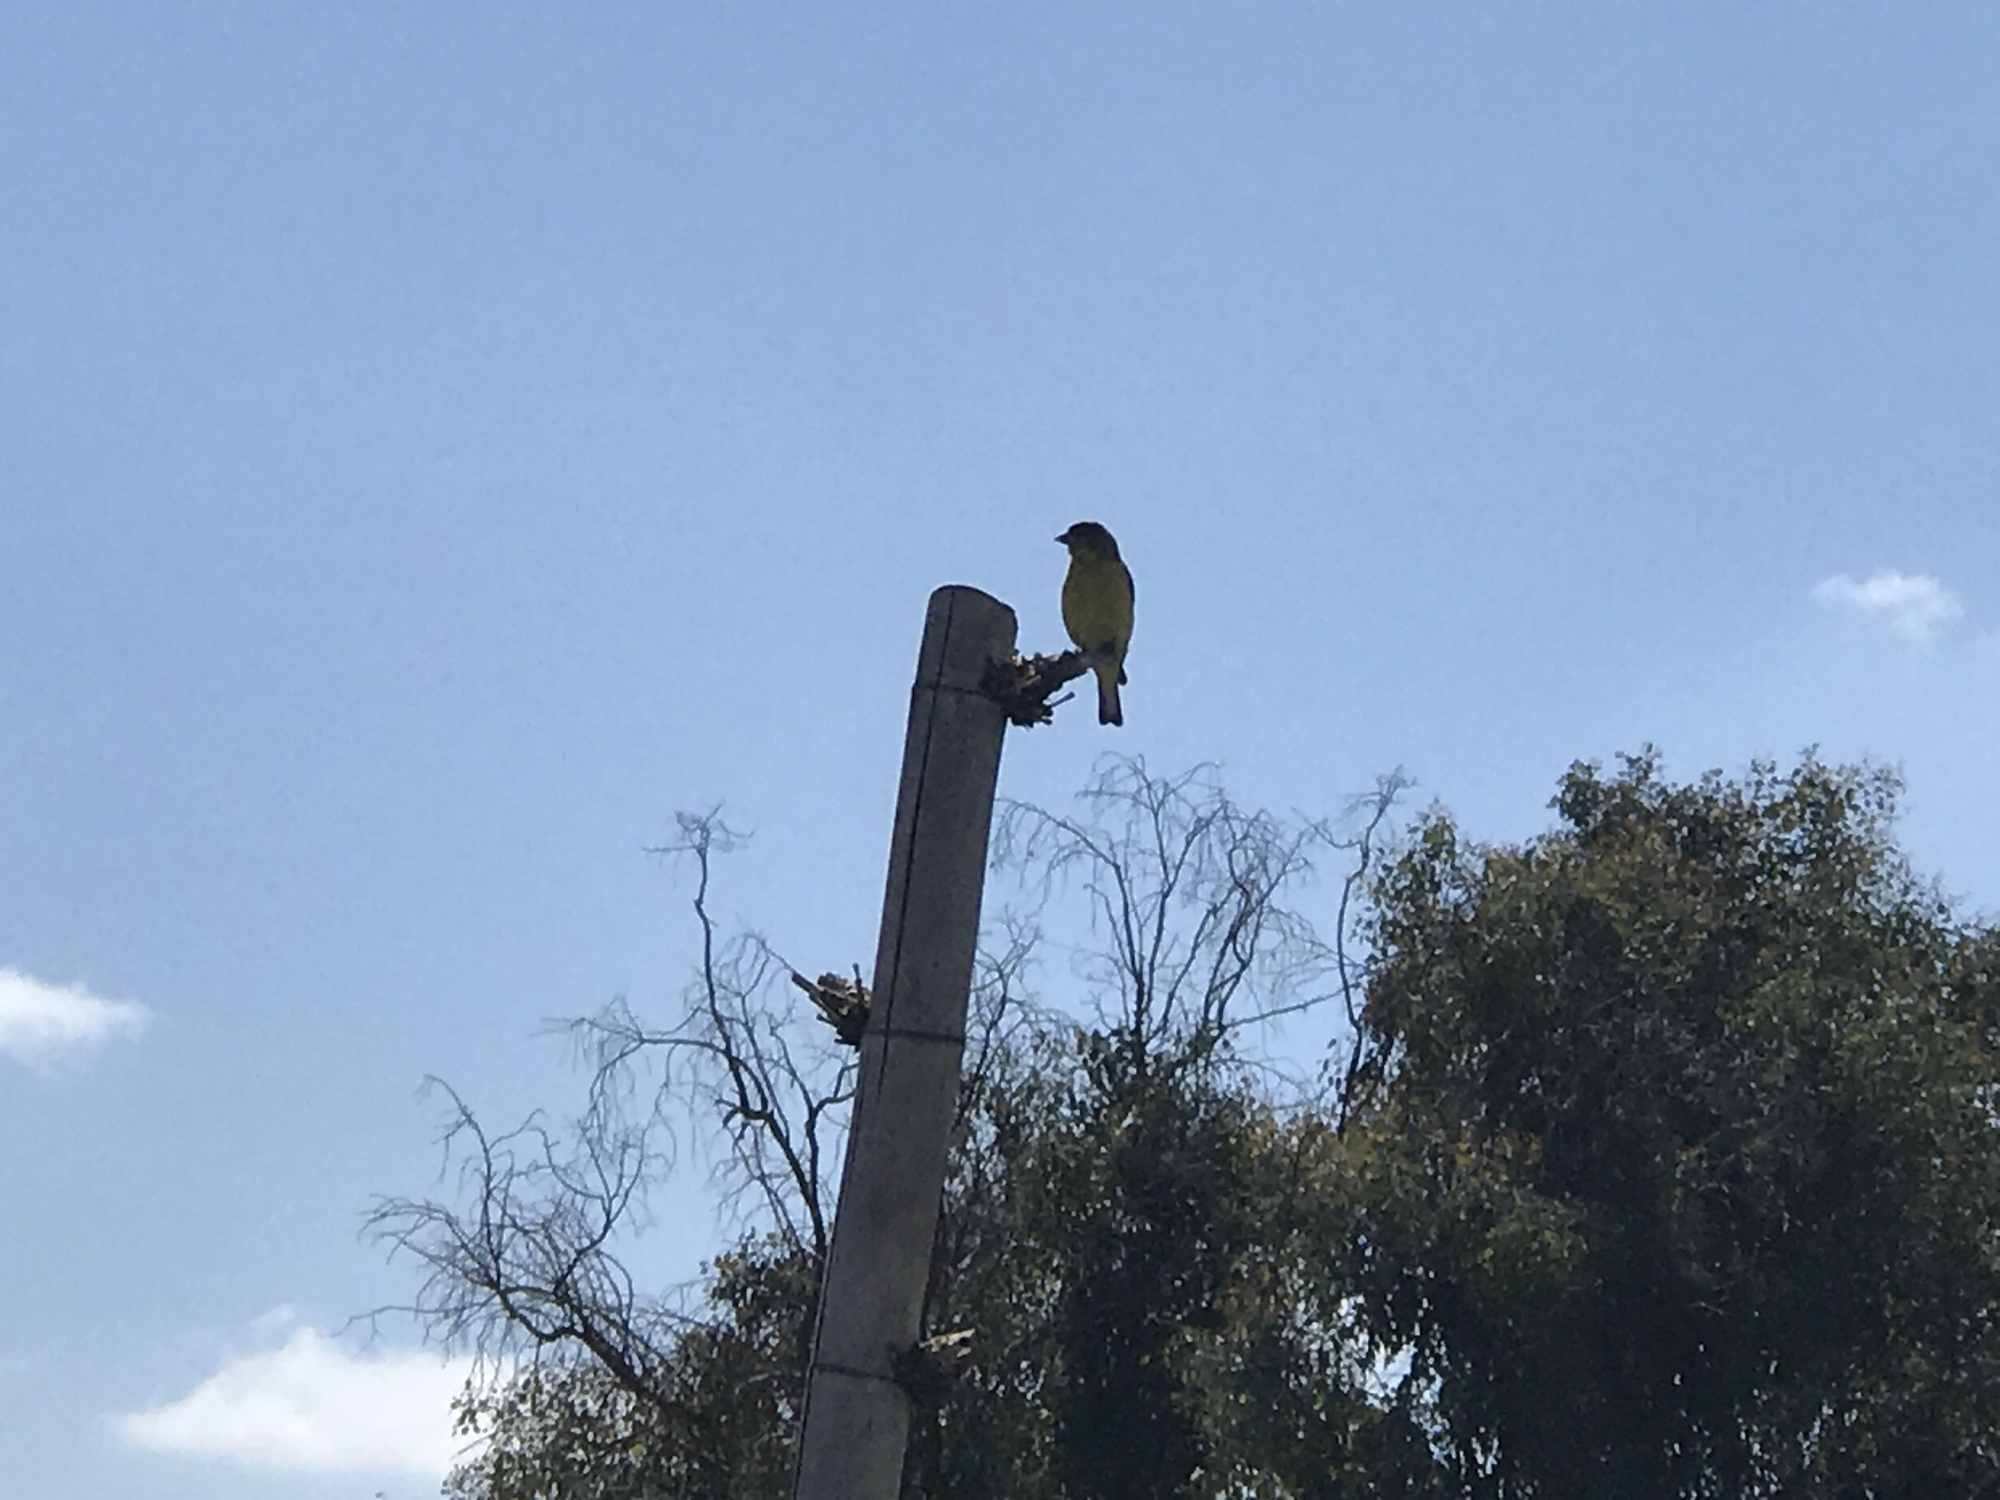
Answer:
791, 585, 1017, 1500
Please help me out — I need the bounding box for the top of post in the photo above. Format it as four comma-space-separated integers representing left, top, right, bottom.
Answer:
917, 586, 1019, 690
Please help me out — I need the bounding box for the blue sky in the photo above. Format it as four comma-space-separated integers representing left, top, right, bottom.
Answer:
4, 4, 1997, 1495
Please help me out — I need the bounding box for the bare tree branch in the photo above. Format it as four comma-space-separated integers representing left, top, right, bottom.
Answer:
363, 810, 856, 1415
1308, 770, 1414, 1125
993, 756, 1410, 1085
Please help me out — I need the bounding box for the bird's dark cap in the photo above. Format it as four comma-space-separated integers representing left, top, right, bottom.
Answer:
1056, 520, 1116, 548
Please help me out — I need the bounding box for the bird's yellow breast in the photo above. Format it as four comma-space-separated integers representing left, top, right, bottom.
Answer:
1062, 554, 1134, 658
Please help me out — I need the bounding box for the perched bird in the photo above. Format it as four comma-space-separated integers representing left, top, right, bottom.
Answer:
1056, 521, 1135, 726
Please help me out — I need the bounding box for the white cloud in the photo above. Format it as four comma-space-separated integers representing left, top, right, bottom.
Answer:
1811, 571, 1966, 644
0, 967, 149, 1064
113, 1328, 478, 1478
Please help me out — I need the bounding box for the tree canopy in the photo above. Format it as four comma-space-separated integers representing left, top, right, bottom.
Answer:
374, 752, 2000, 1499
1350, 751, 2000, 1495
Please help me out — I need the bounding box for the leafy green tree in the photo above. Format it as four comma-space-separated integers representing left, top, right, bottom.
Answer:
904, 763, 1407, 1500
911, 1025, 1398, 1500
1348, 751, 2000, 1496
442, 1244, 810, 1499
379, 752, 2000, 1500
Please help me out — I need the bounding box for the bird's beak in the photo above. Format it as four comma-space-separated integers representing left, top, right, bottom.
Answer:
1054, 529, 1071, 545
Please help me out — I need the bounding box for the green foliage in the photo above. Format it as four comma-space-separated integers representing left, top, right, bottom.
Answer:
917, 1026, 1391, 1500
445, 1247, 812, 1499
435, 752, 2000, 1500
1352, 751, 2000, 1495
447, 1026, 1397, 1500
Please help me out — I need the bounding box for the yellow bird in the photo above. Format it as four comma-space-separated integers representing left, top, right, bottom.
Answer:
1056, 521, 1135, 726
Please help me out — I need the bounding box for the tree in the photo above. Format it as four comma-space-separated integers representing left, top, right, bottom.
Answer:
903, 761, 1409, 1500
368, 811, 848, 1498
372, 750, 2000, 1499
1345, 750, 2000, 1495
369, 760, 1409, 1499
439, 1242, 811, 1498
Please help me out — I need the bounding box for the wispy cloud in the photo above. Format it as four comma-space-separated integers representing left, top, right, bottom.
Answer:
0, 968, 149, 1065
249, 1303, 300, 1334
1811, 571, 1966, 644
113, 1328, 477, 1478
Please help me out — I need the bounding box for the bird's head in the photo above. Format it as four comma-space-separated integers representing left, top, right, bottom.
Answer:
1056, 521, 1120, 559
